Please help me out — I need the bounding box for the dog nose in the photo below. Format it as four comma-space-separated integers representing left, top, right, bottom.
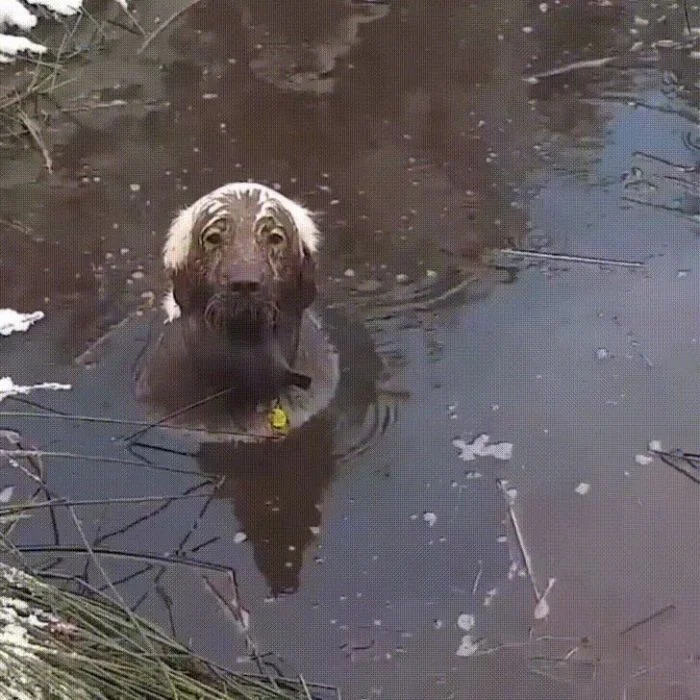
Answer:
222, 262, 265, 293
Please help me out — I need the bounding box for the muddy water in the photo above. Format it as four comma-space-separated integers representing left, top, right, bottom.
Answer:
1, 1, 699, 698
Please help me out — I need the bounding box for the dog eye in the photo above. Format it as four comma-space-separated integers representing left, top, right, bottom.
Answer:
201, 222, 227, 249
202, 232, 222, 249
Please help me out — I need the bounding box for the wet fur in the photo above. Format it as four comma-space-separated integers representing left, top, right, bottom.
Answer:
155, 184, 319, 407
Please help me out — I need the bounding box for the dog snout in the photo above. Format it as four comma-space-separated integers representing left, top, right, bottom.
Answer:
221, 262, 266, 293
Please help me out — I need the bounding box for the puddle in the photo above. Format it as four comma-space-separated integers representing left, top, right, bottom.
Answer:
1, 0, 699, 698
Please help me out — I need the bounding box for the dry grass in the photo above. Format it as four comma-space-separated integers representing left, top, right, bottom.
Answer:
0, 562, 334, 699
0, 5, 128, 170
0, 430, 339, 700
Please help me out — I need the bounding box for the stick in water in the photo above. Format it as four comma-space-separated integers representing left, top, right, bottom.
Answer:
499, 249, 645, 268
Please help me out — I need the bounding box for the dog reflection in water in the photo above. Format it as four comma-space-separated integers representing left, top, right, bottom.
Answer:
135, 183, 339, 441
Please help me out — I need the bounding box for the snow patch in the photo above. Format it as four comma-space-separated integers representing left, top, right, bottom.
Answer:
25, 0, 83, 14
455, 634, 479, 657
0, 377, 71, 403
0, 1, 37, 31
0, 0, 95, 64
0, 310, 44, 336
456, 613, 475, 632
452, 434, 513, 461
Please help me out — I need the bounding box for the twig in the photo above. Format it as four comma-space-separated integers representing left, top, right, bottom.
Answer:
123, 386, 236, 442
299, 674, 313, 700
497, 480, 540, 599
94, 481, 212, 547
0, 410, 270, 442
652, 449, 700, 484
682, 0, 692, 35
138, 0, 204, 54
15, 544, 232, 572
1, 492, 213, 512
112, 0, 146, 36
524, 56, 615, 83
620, 603, 675, 636
66, 504, 179, 697
621, 196, 698, 219
0, 446, 202, 476
123, 384, 285, 443
632, 151, 697, 173
131, 478, 224, 612
1, 449, 148, 467
17, 112, 52, 172
499, 249, 644, 268
472, 559, 483, 595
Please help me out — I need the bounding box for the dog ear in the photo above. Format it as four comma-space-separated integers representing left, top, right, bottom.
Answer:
297, 246, 317, 309
171, 267, 199, 314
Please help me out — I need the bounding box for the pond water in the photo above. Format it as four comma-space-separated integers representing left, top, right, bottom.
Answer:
1, 1, 699, 698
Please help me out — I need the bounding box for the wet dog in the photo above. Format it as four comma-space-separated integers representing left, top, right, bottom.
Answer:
136, 183, 321, 417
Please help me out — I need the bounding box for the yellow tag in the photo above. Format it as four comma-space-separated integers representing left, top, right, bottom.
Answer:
269, 405, 290, 432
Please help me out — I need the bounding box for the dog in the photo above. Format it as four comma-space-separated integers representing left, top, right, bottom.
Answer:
135, 183, 325, 424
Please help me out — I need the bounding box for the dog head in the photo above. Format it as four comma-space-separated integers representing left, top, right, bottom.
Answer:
162, 184, 318, 337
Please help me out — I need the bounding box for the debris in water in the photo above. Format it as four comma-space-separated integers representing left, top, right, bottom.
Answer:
423, 512, 437, 527
595, 348, 610, 361
483, 588, 497, 607
635, 454, 654, 466
233, 532, 247, 544
0, 377, 71, 402
574, 482, 591, 496
452, 434, 513, 461
457, 613, 475, 632
202, 572, 250, 634
499, 248, 644, 268
343, 268, 355, 278
620, 603, 676, 636
0, 485, 14, 503
534, 578, 556, 620
497, 479, 545, 609
0, 310, 44, 336
471, 559, 483, 594
455, 634, 479, 657
464, 471, 482, 479
507, 561, 519, 580
498, 480, 518, 506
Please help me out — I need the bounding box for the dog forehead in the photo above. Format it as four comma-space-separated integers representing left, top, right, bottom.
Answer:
196, 191, 297, 228
163, 182, 319, 271
192, 192, 264, 233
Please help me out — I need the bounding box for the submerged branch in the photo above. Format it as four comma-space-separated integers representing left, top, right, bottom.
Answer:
498, 249, 645, 268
